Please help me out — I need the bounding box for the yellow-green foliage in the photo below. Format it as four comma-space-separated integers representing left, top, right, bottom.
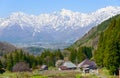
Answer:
75, 74, 82, 78
31, 75, 48, 78
98, 68, 118, 78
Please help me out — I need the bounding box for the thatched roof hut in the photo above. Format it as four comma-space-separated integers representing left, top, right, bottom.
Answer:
78, 59, 97, 73
59, 61, 76, 70
78, 59, 97, 69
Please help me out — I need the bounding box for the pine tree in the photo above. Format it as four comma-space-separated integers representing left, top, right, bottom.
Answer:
6, 54, 13, 71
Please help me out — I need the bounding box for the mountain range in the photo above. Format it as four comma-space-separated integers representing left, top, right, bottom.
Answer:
0, 6, 120, 44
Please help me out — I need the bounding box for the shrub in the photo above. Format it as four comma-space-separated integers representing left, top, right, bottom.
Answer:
12, 62, 30, 72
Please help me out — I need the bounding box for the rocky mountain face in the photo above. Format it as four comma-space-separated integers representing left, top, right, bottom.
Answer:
0, 6, 120, 43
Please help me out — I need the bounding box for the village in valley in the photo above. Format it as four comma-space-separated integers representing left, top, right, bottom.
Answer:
1, 56, 119, 78
0, 58, 100, 78
0, 0, 120, 78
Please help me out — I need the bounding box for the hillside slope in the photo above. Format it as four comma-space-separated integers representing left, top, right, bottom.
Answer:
70, 14, 119, 50
0, 42, 16, 56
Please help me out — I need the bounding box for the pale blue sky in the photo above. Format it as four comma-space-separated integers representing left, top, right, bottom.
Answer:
0, 0, 120, 17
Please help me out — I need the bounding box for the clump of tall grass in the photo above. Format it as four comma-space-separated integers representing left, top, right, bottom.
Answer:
75, 74, 82, 78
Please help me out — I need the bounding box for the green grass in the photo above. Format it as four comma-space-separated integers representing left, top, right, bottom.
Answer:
75, 74, 82, 78
48, 66, 57, 70
31, 75, 48, 78
0, 72, 47, 78
0, 71, 17, 78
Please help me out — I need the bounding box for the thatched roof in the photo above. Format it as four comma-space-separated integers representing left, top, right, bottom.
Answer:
62, 61, 76, 68
78, 59, 97, 69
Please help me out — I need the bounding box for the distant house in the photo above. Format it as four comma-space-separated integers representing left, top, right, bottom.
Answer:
59, 61, 77, 70
40, 65, 48, 71
78, 59, 97, 73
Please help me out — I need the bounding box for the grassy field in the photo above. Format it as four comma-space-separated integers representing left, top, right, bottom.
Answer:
0, 68, 118, 78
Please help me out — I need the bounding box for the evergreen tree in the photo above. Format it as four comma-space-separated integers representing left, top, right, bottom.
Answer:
6, 54, 13, 71
69, 48, 77, 63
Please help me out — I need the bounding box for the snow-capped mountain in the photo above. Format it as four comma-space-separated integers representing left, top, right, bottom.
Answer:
0, 6, 120, 43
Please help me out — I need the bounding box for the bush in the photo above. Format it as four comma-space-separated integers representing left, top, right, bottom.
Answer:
12, 62, 30, 72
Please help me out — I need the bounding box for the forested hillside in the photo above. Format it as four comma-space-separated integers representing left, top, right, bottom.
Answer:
94, 14, 120, 75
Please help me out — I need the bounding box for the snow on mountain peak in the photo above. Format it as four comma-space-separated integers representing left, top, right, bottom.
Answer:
60, 9, 74, 16
95, 6, 120, 14
0, 6, 120, 43
0, 6, 120, 32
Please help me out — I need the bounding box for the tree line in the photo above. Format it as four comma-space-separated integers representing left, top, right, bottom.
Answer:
0, 49, 63, 71
0, 45, 93, 71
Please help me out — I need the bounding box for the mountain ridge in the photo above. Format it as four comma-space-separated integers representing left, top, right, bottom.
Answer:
0, 6, 120, 43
